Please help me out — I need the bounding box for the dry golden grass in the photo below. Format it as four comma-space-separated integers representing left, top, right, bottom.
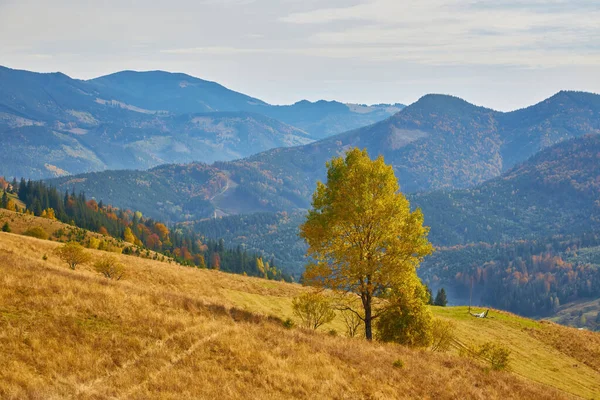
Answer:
0, 227, 597, 399
0, 208, 113, 244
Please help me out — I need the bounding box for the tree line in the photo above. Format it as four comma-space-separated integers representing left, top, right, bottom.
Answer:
1, 178, 292, 282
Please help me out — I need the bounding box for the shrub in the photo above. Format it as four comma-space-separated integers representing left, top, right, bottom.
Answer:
282, 318, 295, 329
430, 319, 456, 352
88, 237, 101, 249
94, 255, 125, 280
42, 254, 48, 261
23, 226, 48, 240
376, 282, 433, 347
392, 359, 404, 369
328, 329, 338, 336
479, 342, 511, 371
1, 222, 10, 232
292, 291, 335, 330
53, 242, 91, 270
461, 341, 512, 371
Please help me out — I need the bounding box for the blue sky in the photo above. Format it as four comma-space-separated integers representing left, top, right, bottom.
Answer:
1, 0, 599, 110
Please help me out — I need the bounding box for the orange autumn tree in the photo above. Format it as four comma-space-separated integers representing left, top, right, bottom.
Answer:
300, 148, 433, 341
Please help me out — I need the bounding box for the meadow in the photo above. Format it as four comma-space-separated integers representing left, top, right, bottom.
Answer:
1, 211, 599, 399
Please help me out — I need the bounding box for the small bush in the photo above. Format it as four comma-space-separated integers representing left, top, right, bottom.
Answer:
392, 359, 404, 369
462, 341, 512, 371
328, 329, 338, 336
479, 342, 511, 371
283, 318, 295, 329
1, 222, 10, 232
292, 291, 335, 331
94, 255, 125, 280
23, 226, 49, 240
54, 242, 91, 270
42, 254, 48, 261
430, 319, 456, 352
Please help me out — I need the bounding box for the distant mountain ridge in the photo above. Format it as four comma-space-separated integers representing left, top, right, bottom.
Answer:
0, 66, 403, 178
47, 91, 600, 221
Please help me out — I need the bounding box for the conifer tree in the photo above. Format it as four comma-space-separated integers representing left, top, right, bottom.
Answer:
434, 288, 448, 307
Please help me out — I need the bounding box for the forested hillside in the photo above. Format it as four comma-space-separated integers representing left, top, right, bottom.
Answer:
0, 179, 291, 281
415, 134, 600, 245
47, 91, 600, 219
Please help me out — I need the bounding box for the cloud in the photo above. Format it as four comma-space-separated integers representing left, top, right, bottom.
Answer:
1, 0, 599, 109
276, 0, 600, 68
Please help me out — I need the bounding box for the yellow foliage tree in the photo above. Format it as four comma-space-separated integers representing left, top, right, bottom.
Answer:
123, 227, 136, 244
300, 148, 433, 340
5, 200, 16, 212
53, 242, 91, 270
40, 208, 56, 220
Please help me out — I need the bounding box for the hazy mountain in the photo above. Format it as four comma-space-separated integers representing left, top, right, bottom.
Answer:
46, 92, 600, 221
87, 70, 269, 114
260, 100, 404, 139
204, 91, 600, 214
0, 66, 400, 179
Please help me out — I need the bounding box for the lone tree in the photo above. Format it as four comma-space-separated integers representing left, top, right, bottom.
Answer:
54, 242, 91, 270
434, 288, 448, 306
300, 148, 433, 340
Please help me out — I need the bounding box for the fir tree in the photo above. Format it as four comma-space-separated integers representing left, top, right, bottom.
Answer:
434, 288, 448, 307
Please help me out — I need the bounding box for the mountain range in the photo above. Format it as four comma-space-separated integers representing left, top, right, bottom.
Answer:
4, 66, 600, 321
0, 66, 402, 179
47, 90, 600, 222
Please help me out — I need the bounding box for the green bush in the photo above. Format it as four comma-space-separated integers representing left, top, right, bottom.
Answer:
282, 318, 295, 329
461, 341, 511, 371
23, 226, 48, 240
392, 359, 404, 369
479, 342, 511, 371
1, 222, 10, 232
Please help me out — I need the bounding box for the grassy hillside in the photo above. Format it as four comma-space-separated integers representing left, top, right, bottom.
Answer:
1, 223, 600, 398
550, 298, 600, 330
0, 208, 121, 246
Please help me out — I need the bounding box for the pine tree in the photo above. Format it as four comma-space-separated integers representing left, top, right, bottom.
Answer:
1, 189, 8, 209
434, 288, 448, 307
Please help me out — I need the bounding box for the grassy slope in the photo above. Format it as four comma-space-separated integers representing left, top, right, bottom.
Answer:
1, 208, 102, 240
550, 298, 600, 329
0, 218, 599, 398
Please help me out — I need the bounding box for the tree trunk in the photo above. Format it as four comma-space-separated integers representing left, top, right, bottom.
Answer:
363, 294, 373, 341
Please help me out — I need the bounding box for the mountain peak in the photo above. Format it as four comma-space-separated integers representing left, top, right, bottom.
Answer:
403, 93, 493, 116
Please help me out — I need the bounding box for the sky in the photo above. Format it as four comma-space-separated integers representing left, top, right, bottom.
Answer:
1, 0, 599, 111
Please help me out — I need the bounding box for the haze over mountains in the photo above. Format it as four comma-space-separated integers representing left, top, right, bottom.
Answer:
0, 66, 402, 179
48, 90, 600, 221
